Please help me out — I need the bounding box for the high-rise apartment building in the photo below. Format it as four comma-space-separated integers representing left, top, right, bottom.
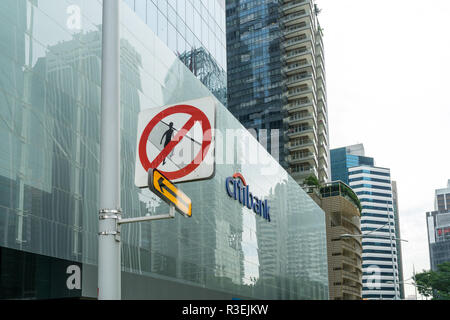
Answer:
331, 144, 403, 300
426, 180, 450, 271
226, 0, 330, 185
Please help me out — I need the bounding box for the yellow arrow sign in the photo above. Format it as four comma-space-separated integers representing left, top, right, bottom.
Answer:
148, 169, 192, 217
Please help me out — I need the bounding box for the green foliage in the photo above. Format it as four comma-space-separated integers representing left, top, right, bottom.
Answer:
319, 181, 362, 213
414, 262, 450, 300
340, 183, 362, 213
304, 175, 321, 187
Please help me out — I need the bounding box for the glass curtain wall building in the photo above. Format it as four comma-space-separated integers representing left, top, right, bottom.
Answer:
0, 0, 329, 299
331, 145, 403, 300
330, 144, 374, 185
124, 0, 227, 106
226, 0, 330, 186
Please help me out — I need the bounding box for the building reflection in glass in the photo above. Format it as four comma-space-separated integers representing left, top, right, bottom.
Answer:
0, 1, 328, 299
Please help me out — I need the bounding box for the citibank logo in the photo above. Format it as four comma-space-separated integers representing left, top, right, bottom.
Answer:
225, 173, 271, 222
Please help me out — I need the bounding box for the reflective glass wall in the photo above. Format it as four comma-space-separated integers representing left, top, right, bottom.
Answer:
0, 0, 328, 299
225, 0, 285, 166
124, 0, 227, 106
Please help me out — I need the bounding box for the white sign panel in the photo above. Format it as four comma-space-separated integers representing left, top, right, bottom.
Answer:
135, 97, 216, 187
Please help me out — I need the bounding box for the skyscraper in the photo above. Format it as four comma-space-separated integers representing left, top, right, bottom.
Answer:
226, 0, 330, 185
426, 180, 450, 271
331, 144, 403, 300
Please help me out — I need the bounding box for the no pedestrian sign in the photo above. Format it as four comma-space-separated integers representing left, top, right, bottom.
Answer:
135, 97, 216, 187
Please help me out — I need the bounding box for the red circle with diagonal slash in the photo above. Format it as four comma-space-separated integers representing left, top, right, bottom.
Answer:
138, 105, 212, 180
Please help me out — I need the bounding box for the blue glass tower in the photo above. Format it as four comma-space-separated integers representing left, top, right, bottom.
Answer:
330, 144, 374, 185
225, 0, 284, 164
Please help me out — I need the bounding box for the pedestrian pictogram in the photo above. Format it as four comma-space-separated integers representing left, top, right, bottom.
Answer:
160, 122, 175, 165
149, 169, 192, 217
135, 97, 216, 187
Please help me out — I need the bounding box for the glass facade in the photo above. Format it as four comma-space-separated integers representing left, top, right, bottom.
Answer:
0, 1, 328, 299
330, 147, 374, 185
125, 0, 227, 106
225, 0, 284, 165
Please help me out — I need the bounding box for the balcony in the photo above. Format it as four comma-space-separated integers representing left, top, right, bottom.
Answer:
283, 36, 314, 53
318, 110, 326, 125
282, 0, 312, 15
283, 48, 314, 64
283, 86, 314, 100
318, 98, 327, 117
282, 63, 316, 79
286, 139, 316, 154
286, 124, 316, 140
342, 255, 359, 268
342, 270, 362, 284
283, 64, 315, 78
341, 285, 362, 297
318, 141, 327, 157
319, 126, 328, 144
318, 121, 328, 137
283, 69, 315, 85
288, 151, 318, 167
318, 148, 328, 164
318, 88, 327, 105
315, 34, 324, 54
291, 166, 318, 180
317, 81, 326, 95
316, 63, 326, 81
283, 22, 314, 39
339, 241, 362, 259
320, 181, 362, 213
285, 112, 315, 125
283, 100, 316, 115
316, 69, 326, 84
282, 9, 313, 27
283, 35, 313, 51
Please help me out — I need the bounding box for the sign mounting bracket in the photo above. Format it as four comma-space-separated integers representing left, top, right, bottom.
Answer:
118, 204, 175, 225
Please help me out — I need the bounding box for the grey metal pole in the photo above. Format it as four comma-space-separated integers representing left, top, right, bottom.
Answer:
98, 0, 121, 300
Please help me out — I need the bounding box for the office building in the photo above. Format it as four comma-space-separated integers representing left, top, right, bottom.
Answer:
226, 0, 330, 186
0, 0, 329, 299
426, 180, 450, 271
331, 145, 403, 300
306, 181, 363, 300
330, 144, 374, 185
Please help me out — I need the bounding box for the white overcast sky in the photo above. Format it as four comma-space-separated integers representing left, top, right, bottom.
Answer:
315, 0, 450, 298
